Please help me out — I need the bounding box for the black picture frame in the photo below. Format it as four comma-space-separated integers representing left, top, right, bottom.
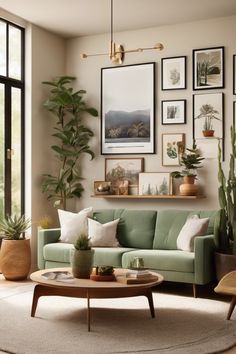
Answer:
193, 46, 224, 90
161, 56, 186, 90
101, 62, 155, 155
233, 55, 236, 95
161, 99, 186, 125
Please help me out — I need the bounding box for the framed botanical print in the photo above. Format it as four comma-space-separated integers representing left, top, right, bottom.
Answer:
233, 55, 236, 95
193, 93, 224, 140
162, 99, 186, 125
139, 172, 171, 196
101, 62, 155, 154
105, 158, 144, 192
193, 46, 224, 90
162, 133, 185, 166
161, 56, 186, 90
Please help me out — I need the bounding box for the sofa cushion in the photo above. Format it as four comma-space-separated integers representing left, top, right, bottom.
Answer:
44, 242, 73, 263
93, 247, 135, 267
122, 249, 194, 273
114, 209, 157, 249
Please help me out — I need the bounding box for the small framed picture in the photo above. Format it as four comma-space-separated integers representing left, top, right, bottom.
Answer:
193, 46, 224, 90
161, 56, 186, 90
233, 55, 236, 95
105, 157, 144, 193
162, 99, 186, 125
139, 172, 171, 196
162, 133, 185, 166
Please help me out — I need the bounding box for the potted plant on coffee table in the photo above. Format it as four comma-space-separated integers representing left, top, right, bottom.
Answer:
171, 141, 205, 196
0, 215, 31, 280
71, 233, 94, 279
215, 124, 236, 280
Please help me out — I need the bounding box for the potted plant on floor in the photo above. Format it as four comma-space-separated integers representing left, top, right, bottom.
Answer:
71, 233, 94, 279
171, 141, 205, 196
41, 76, 98, 210
0, 215, 31, 280
215, 123, 236, 280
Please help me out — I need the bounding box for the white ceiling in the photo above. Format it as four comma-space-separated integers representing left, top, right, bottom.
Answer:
0, 0, 236, 38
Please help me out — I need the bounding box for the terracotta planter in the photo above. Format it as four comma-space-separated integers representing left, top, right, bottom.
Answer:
215, 252, 236, 281
179, 176, 198, 196
0, 238, 31, 280
202, 130, 214, 137
71, 249, 94, 279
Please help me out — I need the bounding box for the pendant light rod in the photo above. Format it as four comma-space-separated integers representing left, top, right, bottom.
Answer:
80, 0, 164, 64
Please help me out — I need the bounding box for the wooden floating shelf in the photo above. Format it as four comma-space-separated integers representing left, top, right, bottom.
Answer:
91, 195, 205, 199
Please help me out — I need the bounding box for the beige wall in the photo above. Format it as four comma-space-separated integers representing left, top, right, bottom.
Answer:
65, 15, 236, 212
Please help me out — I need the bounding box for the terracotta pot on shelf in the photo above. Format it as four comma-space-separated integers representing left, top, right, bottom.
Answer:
179, 176, 198, 196
202, 130, 214, 137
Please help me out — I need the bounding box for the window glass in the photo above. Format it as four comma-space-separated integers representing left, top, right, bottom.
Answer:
0, 21, 6, 76
0, 84, 4, 217
9, 25, 21, 80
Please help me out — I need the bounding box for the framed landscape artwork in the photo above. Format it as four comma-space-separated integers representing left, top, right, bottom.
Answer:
162, 133, 185, 166
101, 63, 155, 154
193, 46, 224, 90
193, 93, 224, 140
139, 172, 171, 196
233, 55, 236, 95
161, 56, 186, 90
105, 158, 144, 192
162, 99, 186, 125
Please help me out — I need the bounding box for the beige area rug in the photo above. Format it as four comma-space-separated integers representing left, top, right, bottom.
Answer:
0, 284, 235, 354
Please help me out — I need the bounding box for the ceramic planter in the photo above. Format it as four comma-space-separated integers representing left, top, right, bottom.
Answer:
179, 176, 198, 196
71, 249, 94, 279
0, 238, 31, 280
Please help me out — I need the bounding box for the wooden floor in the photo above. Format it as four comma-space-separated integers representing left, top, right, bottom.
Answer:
0, 275, 235, 354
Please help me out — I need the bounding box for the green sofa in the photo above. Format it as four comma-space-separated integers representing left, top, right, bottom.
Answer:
37, 209, 218, 295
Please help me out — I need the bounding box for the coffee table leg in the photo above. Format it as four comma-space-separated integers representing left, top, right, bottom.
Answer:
31, 284, 42, 317
146, 289, 155, 318
87, 290, 91, 332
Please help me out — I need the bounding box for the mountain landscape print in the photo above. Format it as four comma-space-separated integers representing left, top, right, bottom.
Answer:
105, 109, 151, 143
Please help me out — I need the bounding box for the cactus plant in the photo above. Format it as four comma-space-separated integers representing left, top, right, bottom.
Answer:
74, 233, 91, 250
217, 124, 236, 254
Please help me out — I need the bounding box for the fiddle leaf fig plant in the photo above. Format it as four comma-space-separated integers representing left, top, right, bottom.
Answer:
41, 76, 98, 210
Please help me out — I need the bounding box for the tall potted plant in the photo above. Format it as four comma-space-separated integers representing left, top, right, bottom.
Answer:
0, 215, 31, 280
41, 76, 98, 210
215, 124, 236, 280
171, 141, 205, 196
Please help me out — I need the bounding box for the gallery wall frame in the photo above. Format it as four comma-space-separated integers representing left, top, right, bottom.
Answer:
105, 157, 144, 192
101, 62, 155, 154
193, 46, 224, 90
234, 101, 236, 125
161, 56, 186, 90
139, 172, 171, 196
162, 133, 185, 166
161, 99, 186, 125
233, 55, 236, 95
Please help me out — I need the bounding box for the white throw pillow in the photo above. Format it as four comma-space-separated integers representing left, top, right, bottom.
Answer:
177, 215, 209, 252
58, 207, 93, 243
88, 218, 120, 247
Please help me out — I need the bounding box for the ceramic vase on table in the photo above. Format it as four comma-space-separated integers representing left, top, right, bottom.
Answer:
179, 176, 198, 196
71, 249, 94, 279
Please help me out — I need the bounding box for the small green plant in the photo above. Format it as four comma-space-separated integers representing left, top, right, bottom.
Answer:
171, 141, 205, 179
38, 216, 53, 229
0, 215, 31, 240
217, 124, 236, 254
74, 233, 91, 250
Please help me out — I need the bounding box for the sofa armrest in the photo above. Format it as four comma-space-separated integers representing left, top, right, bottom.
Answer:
37, 228, 61, 269
194, 234, 216, 284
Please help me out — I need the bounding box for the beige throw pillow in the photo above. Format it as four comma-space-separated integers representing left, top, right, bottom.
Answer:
88, 218, 120, 247
177, 215, 209, 252
58, 207, 93, 243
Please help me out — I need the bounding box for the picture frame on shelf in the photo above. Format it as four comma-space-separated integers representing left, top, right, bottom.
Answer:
233, 55, 236, 95
105, 157, 144, 194
193, 46, 224, 90
161, 56, 186, 90
101, 62, 155, 154
139, 172, 171, 196
162, 99, 186, 125
162, 133, 185, 166
193, 93, 224, 140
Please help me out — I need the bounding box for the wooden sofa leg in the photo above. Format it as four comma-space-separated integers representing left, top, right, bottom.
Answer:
227, 296, 236, 320
193, 284, 197, 298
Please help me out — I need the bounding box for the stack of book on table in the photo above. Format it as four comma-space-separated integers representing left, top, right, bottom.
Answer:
116, 269, 159, 284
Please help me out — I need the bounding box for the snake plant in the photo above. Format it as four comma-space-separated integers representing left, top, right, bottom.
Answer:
0, 215, 31, 240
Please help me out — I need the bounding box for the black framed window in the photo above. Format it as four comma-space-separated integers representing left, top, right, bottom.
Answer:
0, 18, 25, 217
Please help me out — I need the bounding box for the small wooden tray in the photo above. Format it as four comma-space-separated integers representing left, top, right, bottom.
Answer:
90, 274, 116, 282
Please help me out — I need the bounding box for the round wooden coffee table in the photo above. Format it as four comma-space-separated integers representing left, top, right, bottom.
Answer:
30, 267, 163, 331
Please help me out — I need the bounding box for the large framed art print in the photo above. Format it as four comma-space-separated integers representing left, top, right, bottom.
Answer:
101, 63, 155, 154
